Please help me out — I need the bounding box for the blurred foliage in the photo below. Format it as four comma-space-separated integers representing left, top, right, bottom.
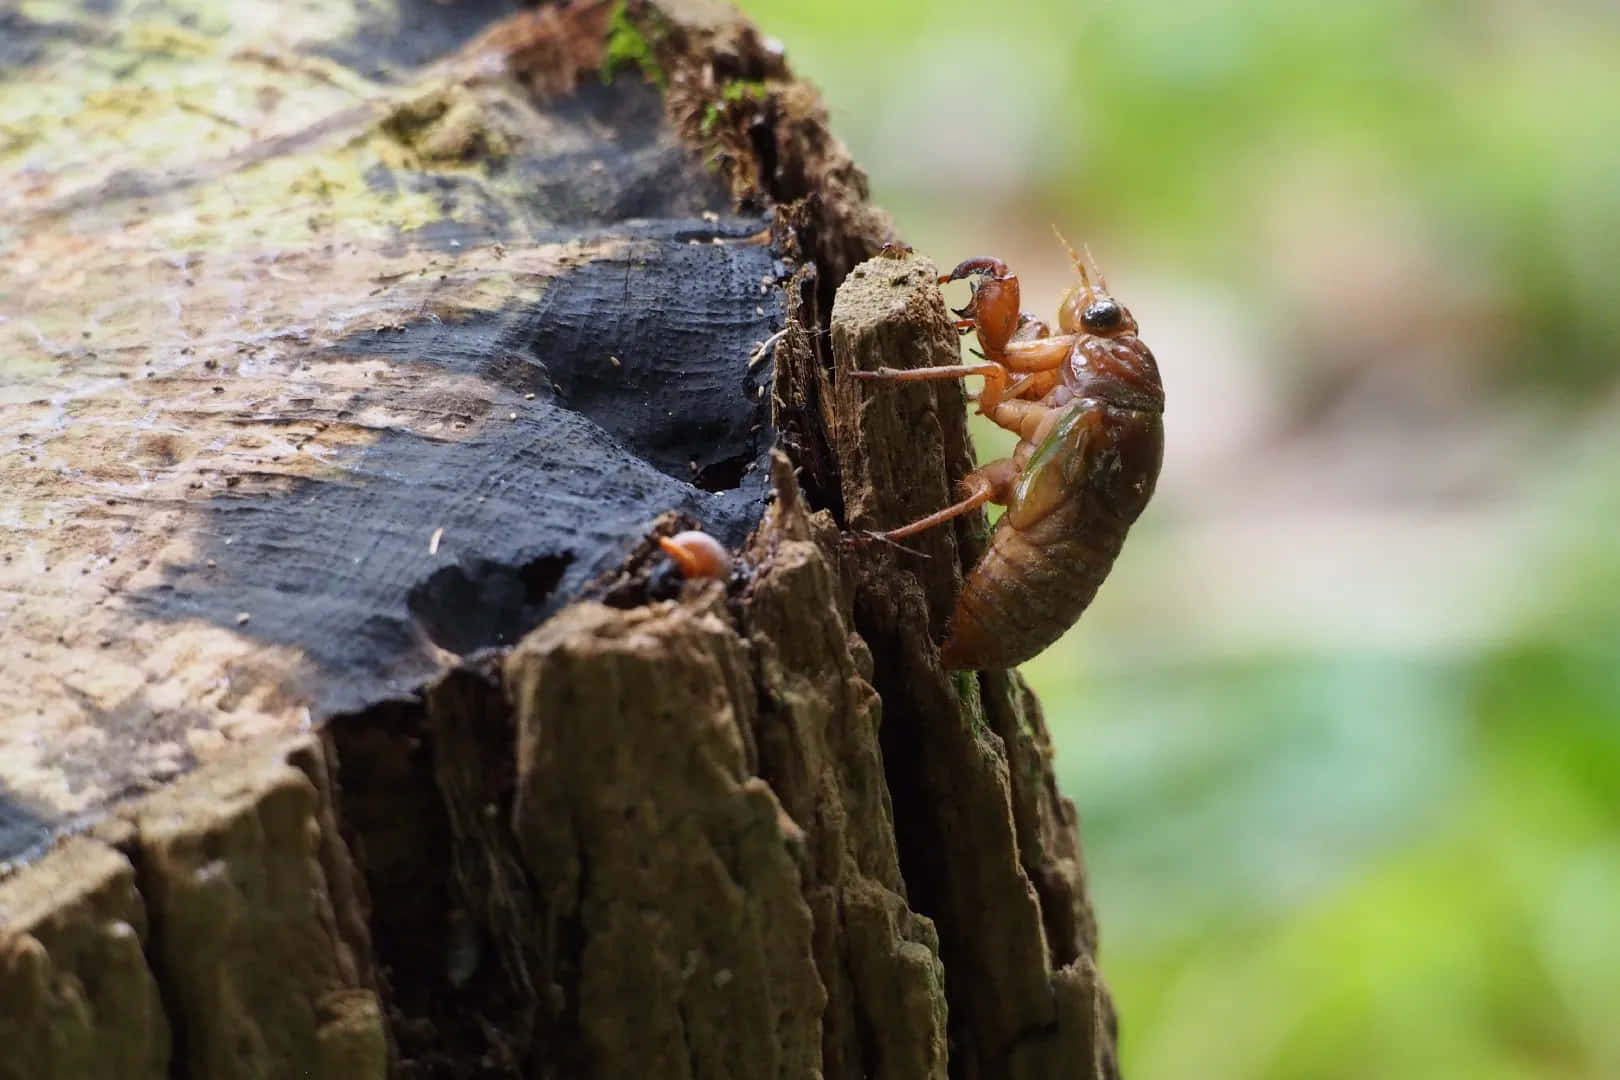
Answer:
746, 0, 1620, 395
739, 1, 1620, 1077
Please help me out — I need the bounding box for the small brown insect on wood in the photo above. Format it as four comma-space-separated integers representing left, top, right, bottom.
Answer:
658, 529, 732, 581
852, 229, 1165, 670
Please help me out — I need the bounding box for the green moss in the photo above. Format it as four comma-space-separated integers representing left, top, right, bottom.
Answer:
954, 670, 989, 739
695, 80, 774, 171
721, 79, 768, 104
601, 1, 665, 88
953, 669, 978, 703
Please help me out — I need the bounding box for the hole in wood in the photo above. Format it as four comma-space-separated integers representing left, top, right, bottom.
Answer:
407, 552, 575, 655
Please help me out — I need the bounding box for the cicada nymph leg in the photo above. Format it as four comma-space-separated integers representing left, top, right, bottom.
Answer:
997, 372, 1043, 401
851, 360, 1010, 414
874, 457, 1021, 542
853, 339, 1068, 414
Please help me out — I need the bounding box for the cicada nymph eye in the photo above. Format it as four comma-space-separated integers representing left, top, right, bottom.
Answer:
1080, 299, 1123, 332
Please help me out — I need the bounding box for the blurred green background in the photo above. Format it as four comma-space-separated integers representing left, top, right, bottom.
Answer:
740, 2, 1620, 1077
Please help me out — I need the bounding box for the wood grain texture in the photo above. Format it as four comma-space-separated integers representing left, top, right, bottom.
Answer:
0, 837, 170, 1080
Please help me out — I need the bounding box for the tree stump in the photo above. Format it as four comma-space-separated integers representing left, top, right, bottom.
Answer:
0, 2, 1120, 1077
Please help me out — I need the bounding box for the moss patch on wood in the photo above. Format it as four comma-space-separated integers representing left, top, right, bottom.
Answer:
601, 0, 668, 87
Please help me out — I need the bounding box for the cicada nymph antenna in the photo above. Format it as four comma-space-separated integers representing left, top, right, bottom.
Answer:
1051, 225, 1090, 288
1083, 242, 1110, 293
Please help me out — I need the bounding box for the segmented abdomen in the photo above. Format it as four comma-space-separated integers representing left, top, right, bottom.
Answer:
939, 495, 1132, 670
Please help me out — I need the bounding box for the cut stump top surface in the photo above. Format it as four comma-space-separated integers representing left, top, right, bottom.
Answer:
0, 0, 795, 864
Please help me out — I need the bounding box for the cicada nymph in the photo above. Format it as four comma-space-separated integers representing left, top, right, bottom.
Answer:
853, 231, 1164, 669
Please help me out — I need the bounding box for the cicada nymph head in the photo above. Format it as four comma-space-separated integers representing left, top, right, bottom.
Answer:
1052, 227, 1138, 339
